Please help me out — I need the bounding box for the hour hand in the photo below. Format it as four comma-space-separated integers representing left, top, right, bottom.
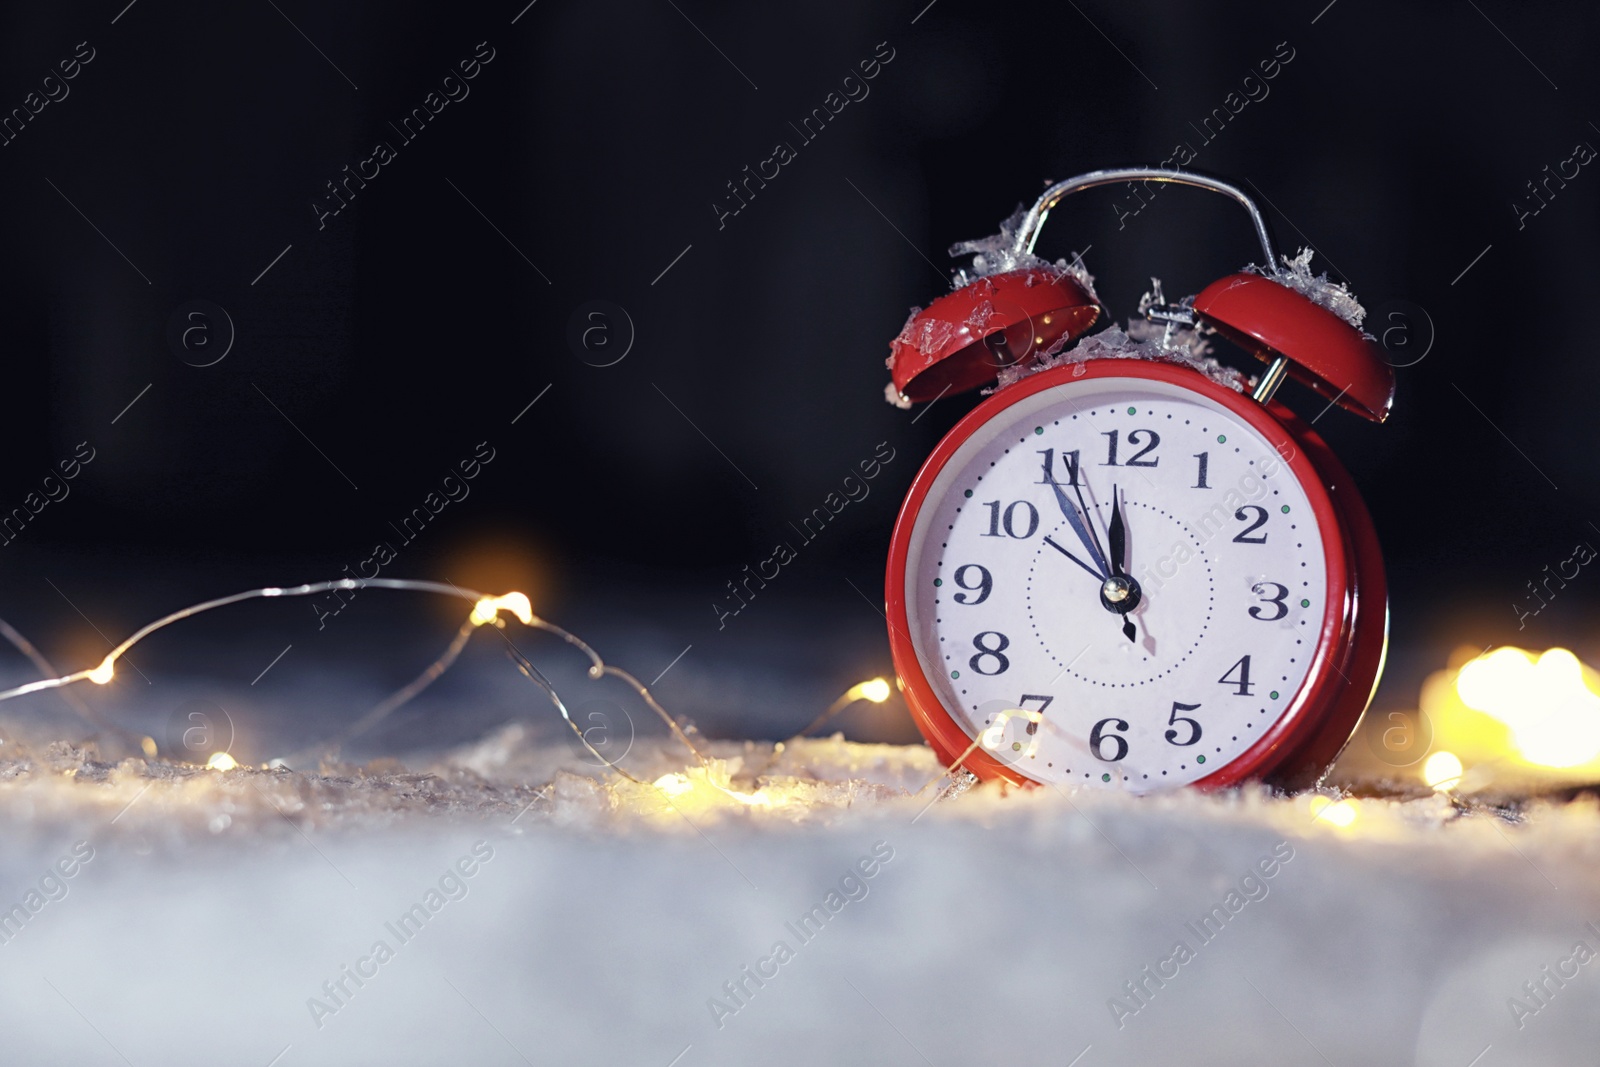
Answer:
1044, 475, 1109, 576
1107, 486, 1127, 578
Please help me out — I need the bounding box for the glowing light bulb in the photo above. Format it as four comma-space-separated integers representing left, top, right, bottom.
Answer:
470, 592, 534, 627
653, 772, 694, 797
857, 678, 891, 704
205, 752, 238, 771
87, 657, 115, 685
1309, 795, 1360, 828
1422, 750, 1464, 792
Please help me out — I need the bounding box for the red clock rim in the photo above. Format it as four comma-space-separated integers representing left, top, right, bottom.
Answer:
884, 358, 1354, 790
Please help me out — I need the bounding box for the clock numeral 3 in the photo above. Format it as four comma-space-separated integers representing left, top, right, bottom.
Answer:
968, 631, 1011, 675
1101, 429, 1160, 467
1249, 582, 1289, 621
951, 564, 992, 605
981, 500, 1039, 539
1164, 701, 1203, 746
1089, 717, 1129, 762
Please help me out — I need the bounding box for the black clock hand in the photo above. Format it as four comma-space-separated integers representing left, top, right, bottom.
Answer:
1070, 476, 1112, 576
1107, 485, 1127, 578
1044, 474, 1109, 577
1043, 536, 1104, 582
1105, 485, 1137, 642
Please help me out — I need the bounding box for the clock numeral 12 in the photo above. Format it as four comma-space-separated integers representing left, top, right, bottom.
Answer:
1101, 429, 1160, 467
1193, 451, 1210, 489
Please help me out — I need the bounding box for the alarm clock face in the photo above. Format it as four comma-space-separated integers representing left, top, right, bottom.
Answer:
897, 370, 1336, 793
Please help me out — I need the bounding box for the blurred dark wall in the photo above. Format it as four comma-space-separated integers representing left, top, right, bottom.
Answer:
0, 0, 1594, 678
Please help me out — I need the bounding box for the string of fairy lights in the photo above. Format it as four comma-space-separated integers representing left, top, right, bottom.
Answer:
0, 578, 906, 801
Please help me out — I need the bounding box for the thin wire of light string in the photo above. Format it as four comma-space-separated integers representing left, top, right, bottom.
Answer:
0, 578, 710, 775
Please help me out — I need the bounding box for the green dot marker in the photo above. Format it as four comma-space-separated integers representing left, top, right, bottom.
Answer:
1270, 690, 1280, 700
933, 578, 943, 587
1217, 434, 1227, 443
1101, 773, 1111, 782
1127, 406, 1136, 415
1197, 755, 1206, 764
951, 670, 960, 679
964, 489, 973, 498
1034, 426, 1044, 435
1012, 742, 1022, 752
1300, 598, 1311, 608
1280, 504, 1290, 513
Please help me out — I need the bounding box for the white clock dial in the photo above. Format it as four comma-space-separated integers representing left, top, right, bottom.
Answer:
903, 374, 1328, 793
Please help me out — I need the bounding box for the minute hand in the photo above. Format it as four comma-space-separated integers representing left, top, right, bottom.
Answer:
1044, 475, 1109, 577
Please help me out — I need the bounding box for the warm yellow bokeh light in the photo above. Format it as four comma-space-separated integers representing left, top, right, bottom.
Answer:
650, 768, 776, 810
87, 657, 115, 685
205, 752, 238, 771
1453, 646, 1600, 768
653, 772, 693, 797
1309, 794, 1360, 827
469, 591, 534, 628
1422, 750, 1464, 792
858, 678, 892, 704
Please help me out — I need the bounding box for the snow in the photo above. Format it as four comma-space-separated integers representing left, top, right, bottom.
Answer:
993, 321, 1251, 396
947, 203, 1100, 299
1252, 247, 1370, 333
2, 724, 1598, 1065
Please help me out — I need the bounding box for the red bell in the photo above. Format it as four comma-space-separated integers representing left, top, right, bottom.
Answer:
887, 267, 1101, 403
1195, 272, 1395, 424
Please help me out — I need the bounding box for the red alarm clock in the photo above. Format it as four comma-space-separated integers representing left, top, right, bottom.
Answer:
884, 168, 1391, 793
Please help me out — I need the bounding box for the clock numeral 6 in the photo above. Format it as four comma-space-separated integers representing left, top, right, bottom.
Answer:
1089, 717, 1129, 762
981, 500, 1039, 539
1164, 701, 1203, 746
968, 631, 1010, 675
951, 564, 992, 605
1249, 582, 1289, 621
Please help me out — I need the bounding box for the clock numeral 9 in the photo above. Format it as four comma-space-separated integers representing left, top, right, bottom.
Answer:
1101, 429, 1160, 467
1089, 717, 1129, 762
1249, 582, 1289, 621
1164, 701, 1203, 746
968, 631, 1011, 675
981, 500, 1039, 539
951, 564, 992, 605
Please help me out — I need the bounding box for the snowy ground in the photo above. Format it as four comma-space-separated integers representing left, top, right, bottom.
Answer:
0, 725, 1596, 1067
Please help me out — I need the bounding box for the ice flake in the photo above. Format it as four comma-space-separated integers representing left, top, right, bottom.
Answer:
947, 203, 1099, 301
1250, 247, 1369, 332
994, 322, 1250, 395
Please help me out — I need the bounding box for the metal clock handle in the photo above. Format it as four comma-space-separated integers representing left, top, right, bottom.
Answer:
1009, 167, 1287, 403
1011, 167, 1280, 268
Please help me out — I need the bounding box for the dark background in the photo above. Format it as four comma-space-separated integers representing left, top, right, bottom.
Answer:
0, 0, 1592, 756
